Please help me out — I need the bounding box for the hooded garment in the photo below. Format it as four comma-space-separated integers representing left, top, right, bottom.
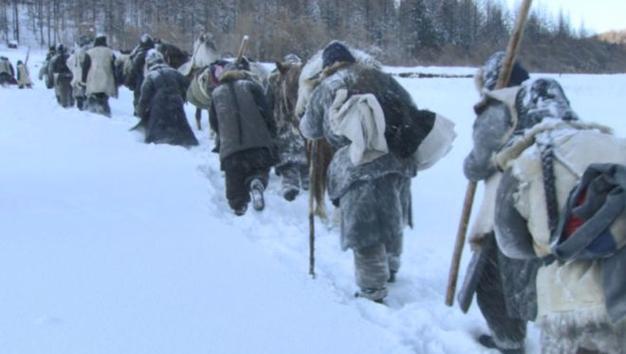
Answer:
137, 63, 197, 147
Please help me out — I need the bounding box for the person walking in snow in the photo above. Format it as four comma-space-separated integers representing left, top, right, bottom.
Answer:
462, 52, 540, 354
81, 35, 117, 117
0, 56, 16, 86
16, 60, 32, 89
209, 60, 277, 216
127, 34, 155, 116
490, 77, 626, 353
39, 45, 56, 89
51, 44, 74, 108
299, 41, 444, 303
136, 50, 198, 147
67, 36, 92, 110
266, 53, 310, 202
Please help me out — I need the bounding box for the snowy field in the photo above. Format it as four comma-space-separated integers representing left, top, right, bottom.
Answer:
1, 45, 625, 354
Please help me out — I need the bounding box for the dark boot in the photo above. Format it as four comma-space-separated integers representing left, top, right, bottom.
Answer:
250, 179, 265, 211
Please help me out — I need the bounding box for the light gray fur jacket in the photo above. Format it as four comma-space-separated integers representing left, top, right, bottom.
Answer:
473, 79, 626, 338
299, 62, 416, 250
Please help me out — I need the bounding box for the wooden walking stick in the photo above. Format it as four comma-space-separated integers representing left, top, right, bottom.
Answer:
308, 140, 318, 278
236, 35, 249, 63
445, 0, 534, 307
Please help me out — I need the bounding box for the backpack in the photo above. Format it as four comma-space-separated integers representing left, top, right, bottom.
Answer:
551, 163, 626, 261
498, 121, 626, 261
348, 67, 435, 158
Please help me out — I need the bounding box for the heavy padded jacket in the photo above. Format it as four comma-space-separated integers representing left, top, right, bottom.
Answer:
209, 70, 276, 164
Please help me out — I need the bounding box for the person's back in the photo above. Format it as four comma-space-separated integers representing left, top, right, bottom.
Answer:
137, 50, 197, 147
52, 50, 71, 75
84, 36, 116, 98
299, 41, 430, 303
209, 62, 277, 215
211, 67, 275, 162
16, 61, 32, 88
493, 78, 626, 354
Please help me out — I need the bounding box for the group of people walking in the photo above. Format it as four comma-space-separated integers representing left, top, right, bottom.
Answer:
5, 34, 626, 354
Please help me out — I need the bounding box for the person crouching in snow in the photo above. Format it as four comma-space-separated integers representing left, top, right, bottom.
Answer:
299, 41, 452, 303
209, 60, 278, 216
0, 56, 16, 86
16, 60, 32, 89
135, 50, 198, 147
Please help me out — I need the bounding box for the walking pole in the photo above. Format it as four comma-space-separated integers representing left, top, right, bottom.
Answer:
445, 0, 534, 307
235, 35, 249, 63
308, 140, 317, 279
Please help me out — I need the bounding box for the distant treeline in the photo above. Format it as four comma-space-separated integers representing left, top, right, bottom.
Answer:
1, 0, 625, 73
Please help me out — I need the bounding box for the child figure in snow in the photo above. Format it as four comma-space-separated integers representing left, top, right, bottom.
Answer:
81, 35, 117, 117
136, 50, 198, 147
299, 41, 447, 303
16, 60, 33, 89
0, 56, 16, 86
462, 52, 540, 354
492, 78, 626, 353
51, 44, 74, 108
209, 60, 277, 216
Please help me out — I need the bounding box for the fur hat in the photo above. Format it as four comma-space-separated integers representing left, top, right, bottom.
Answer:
515, 78, 579, 132
476, 51, 529, 92
56, 43, 66, 53
140, 34, 154, 48
94, 35, 107, 47
145, 49, 165, 68
322, 41, 355, 69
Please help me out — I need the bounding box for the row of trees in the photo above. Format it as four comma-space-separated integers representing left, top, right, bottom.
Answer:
1, 0, 625, 72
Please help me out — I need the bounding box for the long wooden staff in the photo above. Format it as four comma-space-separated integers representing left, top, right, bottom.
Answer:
236, 35, 249, 63
445, 0, 534, 307
308, 140, 317, 278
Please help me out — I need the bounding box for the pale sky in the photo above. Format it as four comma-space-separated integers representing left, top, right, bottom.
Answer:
505, 0, 626, 34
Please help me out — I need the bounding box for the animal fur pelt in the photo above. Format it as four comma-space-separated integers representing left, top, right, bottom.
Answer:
297, 41, 381, 219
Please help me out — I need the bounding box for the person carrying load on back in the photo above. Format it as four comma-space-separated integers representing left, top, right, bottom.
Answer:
300, 41, 454, 303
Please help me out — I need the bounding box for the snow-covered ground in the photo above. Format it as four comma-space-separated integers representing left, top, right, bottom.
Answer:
1, 45, 625, 354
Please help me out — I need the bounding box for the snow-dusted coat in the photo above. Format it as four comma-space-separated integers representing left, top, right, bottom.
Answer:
127, 45, 151, 91
137, 63, 198, 147
209, 70, 277, 164
299, 61, 417, 250
83, 46, 117, 98
266, 63, 307, 173
68, 48, 87, 97
488, 79, 626, 351
496, 119, 626, 322
464, 86, 543, 323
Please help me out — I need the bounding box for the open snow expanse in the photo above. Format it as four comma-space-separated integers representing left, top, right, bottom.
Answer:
1, 46, 625, 354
